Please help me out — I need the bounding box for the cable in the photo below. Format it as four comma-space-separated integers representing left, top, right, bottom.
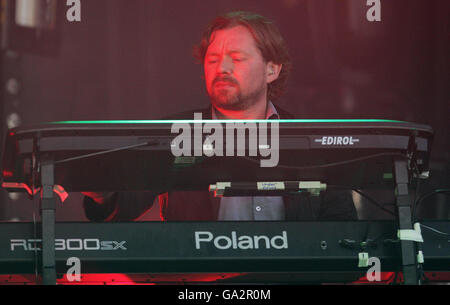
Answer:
412, 177, 421, 221
420, 223, 450, 237
328, 185, 396, 216
242, 152, 408, 170
54, 141, 157, 165
414, 189, 450, 212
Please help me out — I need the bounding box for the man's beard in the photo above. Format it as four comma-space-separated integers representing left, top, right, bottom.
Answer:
209, 76, 266, 111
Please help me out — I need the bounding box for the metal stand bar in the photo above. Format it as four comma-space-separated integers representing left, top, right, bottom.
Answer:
394, 159, 419, 285
210, 181, 326, 197
40, 161, 56, 285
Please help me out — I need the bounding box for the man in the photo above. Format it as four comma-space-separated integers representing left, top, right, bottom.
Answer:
83, 11, 357, 222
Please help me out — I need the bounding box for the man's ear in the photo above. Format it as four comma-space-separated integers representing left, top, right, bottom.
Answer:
266, 62, 282, 84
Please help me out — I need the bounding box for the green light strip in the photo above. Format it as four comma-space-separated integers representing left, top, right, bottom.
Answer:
48, 119, 405, 125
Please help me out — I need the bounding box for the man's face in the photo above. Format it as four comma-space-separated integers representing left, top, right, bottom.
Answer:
204, 25, 272, 111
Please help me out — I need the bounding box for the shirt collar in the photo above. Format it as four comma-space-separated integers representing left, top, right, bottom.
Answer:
211, 101, 280, 120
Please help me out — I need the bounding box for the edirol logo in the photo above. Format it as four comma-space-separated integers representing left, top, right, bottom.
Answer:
315, 136, 360, 146
195, 231, 288, 250
10, 239, 127, 251
170, 113, 280, 167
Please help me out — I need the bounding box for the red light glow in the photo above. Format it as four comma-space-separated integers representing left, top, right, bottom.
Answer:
2, 170, 13, 178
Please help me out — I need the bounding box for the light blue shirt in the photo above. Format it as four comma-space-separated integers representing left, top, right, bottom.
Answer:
212, 102, 285, 221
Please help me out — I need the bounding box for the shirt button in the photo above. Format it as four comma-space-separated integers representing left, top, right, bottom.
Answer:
255, 206, 262, 212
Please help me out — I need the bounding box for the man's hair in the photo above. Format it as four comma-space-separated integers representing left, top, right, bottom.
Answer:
194, 11, 291, 101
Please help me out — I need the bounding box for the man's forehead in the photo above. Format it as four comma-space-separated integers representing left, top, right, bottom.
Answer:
206, 25, 259, 54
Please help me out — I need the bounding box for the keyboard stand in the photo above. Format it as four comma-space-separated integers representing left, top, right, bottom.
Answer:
40, 160, 57, 285
394, 158, 419, 285
35, 162, 421, 285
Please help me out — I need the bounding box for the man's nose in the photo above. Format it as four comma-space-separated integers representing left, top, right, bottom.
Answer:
218, 56, 233, 74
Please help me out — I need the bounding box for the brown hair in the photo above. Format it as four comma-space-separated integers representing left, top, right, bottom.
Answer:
194, 11, 292, 101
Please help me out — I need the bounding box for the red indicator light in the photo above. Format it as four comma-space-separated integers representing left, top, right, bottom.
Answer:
2, 170, 13, 178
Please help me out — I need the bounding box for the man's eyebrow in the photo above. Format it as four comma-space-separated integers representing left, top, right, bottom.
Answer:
206, 50, 249, 57
229, 50, 248, 56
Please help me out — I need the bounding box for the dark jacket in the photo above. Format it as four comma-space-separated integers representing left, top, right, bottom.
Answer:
84, 105, 358, 221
